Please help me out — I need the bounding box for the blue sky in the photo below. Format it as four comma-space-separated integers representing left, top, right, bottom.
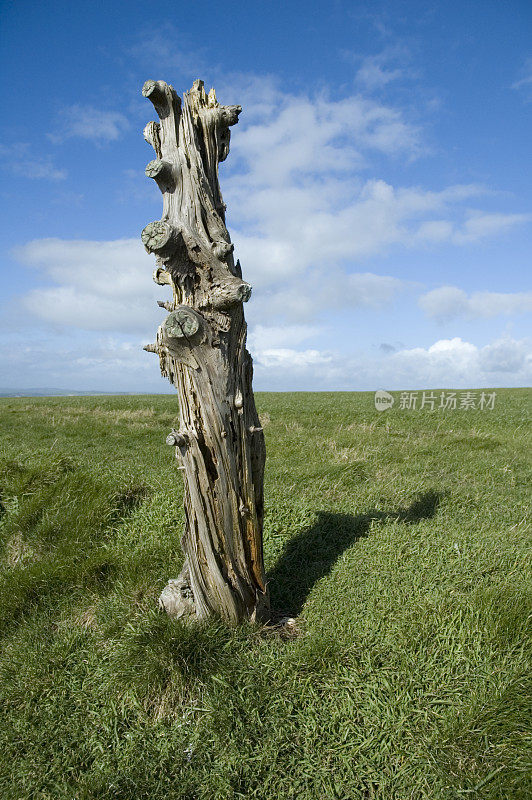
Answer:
1, 0, 531, 391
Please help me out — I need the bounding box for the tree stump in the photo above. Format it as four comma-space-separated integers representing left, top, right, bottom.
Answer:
141, 79, 268, 624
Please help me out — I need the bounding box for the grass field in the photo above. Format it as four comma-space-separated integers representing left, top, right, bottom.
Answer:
0, 390, 530, 800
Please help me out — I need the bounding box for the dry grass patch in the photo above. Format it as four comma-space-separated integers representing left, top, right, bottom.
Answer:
64, 602, 100, 631
4, 532, 40, 567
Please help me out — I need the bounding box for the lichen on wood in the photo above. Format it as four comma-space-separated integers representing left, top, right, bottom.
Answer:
141, 78, 268, 624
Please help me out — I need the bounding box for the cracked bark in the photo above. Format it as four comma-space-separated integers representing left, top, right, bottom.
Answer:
141, 78, 268, 624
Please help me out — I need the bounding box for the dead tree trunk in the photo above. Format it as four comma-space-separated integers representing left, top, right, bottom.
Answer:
141, 78, 268, 624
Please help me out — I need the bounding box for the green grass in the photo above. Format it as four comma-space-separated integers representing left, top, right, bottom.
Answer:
0, 390, 530, 799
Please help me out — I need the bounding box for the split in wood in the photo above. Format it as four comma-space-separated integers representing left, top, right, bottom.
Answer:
163, 307, 203, 341
239, 500, 251, 518
143, 121, 162, 158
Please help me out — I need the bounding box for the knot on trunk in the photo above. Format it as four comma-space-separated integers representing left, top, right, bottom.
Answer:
208, 277, 252, 310
153, 266, 172, 286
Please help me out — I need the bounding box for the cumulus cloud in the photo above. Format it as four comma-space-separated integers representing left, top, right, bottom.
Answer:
247, 268, 406, 324
12, 235, 407, 333
12, 80, 530, 340
49, 105, 130, 143
255, 347, 334, 370
389, 337, 481, 385
479, 337, 529, 373
250, 335, 532, 391
248, 324, 323, 352
390, 336, 532, 385
13, 238, 161, 334
6, 75, 532, 392
216, 77, 530, 324
454, 212, 532, 243
419, 286, 532, 322
232, 90, 422, 178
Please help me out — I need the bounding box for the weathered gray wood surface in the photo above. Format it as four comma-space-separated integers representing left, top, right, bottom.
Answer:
142, 79, 268, 624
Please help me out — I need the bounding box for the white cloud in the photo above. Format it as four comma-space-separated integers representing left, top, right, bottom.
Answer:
250, 335, 532, 390
49, 105, 130, 143
0, 142, 66, 180
256, 348, 334, 370
354, 48, 411, 91
216, 78, 530, 328
4, 75, 531, 392
0, 334, 160, 392
71, 336, 157, 378
389, 336, 532, 385
390, 337, 480, 385
248, 324, 322, 352
247, 267, 406, 324
454, 212, 532, 243
12, 79, 528, 341
12, 235, 407, 333
13, 238, 161, 334
419, 286, 532, 322
479, 337, 529, 373
231, 87, 422, 186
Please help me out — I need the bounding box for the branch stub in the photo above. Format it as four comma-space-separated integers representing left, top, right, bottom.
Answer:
163, 307, 202, 340
141, 221, 179, 257
145, 159, 172, 180
142, 79, 168, 105
153, 266, 172, 286
166, 430, 187, 447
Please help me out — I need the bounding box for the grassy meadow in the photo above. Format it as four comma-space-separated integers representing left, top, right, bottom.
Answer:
0, 389, 530, 799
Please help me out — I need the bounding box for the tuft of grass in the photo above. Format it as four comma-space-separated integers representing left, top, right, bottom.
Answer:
0, 389, 530, 799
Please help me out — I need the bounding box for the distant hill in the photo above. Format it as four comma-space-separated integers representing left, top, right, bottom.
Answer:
0, 388, 144, 397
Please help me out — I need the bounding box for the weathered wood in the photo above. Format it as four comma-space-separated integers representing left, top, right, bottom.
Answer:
141, 78, 268, 624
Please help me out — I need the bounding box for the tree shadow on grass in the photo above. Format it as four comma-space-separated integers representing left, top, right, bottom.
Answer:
267, 489, 444, 616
